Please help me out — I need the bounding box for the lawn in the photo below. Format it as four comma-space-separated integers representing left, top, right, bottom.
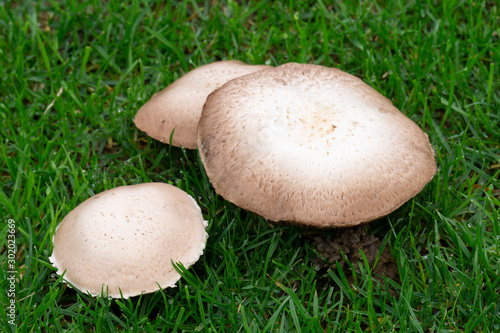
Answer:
1, 0, 499, 331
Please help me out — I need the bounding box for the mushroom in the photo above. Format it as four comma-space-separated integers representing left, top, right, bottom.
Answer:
197, 63, 436, 228
134, 60, 271, 149
49, 183, 208, 298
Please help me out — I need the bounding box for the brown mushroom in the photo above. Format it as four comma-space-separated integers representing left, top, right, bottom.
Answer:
49, 183, 208, 298
134, 60, 271, 149
197, 63, 436, 228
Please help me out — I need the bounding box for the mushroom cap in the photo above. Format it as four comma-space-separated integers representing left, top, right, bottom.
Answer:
197, 63, 436, 228
49, 183, 208, 298
134, 60, 271, 149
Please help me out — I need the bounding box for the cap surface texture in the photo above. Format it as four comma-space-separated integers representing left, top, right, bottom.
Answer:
49, 183, 208, 298
197, 63, 436, 228
134, 60, 271, 149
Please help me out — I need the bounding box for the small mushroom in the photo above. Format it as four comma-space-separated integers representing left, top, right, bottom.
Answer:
49, 183, 208, 298
197, 63, 436, 228
134, 60, 271, 149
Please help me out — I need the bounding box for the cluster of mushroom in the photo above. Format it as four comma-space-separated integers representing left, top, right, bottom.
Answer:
50, 61, 436, 299
136, 61, 436, 226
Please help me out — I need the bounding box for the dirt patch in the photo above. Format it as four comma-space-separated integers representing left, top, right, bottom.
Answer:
310, 225, 399, 283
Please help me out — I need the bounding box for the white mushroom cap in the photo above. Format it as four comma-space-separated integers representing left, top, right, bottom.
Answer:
134, 60, 271, 149
197, 63, 436, 228
49, 183, 208, 298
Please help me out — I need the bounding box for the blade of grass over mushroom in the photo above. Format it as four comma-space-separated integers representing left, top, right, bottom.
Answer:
1, 0, 499, 331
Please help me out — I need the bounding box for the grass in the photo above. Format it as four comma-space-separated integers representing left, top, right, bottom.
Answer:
0, 0, 499, 331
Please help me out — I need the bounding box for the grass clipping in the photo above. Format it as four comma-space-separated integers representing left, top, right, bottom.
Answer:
312, 226, 399, 283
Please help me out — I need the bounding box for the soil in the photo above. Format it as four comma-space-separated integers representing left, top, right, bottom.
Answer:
310, 225, 399, 283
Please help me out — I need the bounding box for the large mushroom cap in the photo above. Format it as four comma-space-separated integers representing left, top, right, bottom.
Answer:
49, 183, 208, 298
197, 63, 436, 228
134, 60, 271, 149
